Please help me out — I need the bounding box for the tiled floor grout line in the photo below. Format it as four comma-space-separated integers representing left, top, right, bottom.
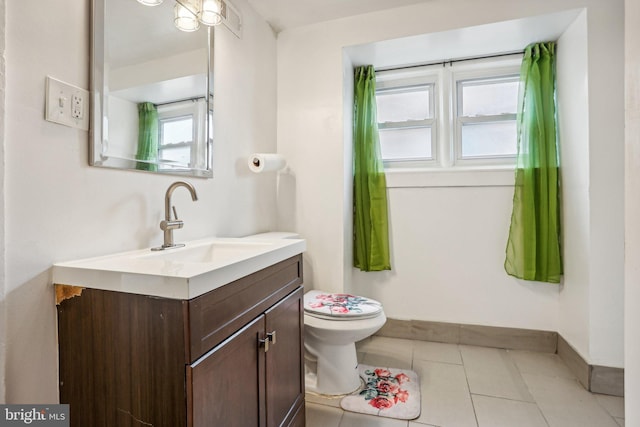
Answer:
504, 349, 550, 427
468, 392, 552, 427
410, 343, 416, 371
534, 403, 552, 427
468, 392, 540, 404
499, 349, 537, 402
458, 347, 481, 427
412, 357, 464, 366
504, 349, 554, 427
593, 399, 625, 427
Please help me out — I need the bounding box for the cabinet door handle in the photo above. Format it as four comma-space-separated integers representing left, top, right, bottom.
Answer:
259, 335, 270, 352
267, 331, 277, 345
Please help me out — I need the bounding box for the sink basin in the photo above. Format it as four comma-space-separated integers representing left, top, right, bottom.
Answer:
52, 236, 306, 300
136, 240, 277, 264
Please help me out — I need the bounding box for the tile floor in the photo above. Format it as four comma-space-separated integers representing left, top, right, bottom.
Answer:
305, 336, 625, 427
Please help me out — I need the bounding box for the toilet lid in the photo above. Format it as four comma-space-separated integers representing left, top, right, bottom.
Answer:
304, 290, 383, 320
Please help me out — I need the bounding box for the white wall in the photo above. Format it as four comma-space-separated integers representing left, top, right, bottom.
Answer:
556, 11, 592, 364
277, 0, 624, 367
356, 184, 560, 331
582, 3, 625, 367
3, 0, 278, 403
625, 0, 640, 420
108, 96, 138, 159
0, 0, 5, 404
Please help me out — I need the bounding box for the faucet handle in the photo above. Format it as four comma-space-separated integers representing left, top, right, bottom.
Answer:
160, 219, 184, 231
172, 206, 179, 220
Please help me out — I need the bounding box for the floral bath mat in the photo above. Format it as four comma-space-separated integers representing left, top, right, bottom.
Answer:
340, 364, 421, 420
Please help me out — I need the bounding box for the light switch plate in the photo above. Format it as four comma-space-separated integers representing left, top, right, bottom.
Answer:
45, 76, 90, 131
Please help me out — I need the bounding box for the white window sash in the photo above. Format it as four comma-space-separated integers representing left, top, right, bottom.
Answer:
375, 55, 522, 168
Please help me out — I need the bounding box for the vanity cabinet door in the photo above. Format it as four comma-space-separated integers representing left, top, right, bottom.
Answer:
265, 287, 305, 427
188, 287, 305, 427
188, 315, 267, 427
57, 288, 188, 427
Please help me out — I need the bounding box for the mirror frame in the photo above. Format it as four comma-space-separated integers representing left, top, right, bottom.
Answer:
89, 0, 214, 178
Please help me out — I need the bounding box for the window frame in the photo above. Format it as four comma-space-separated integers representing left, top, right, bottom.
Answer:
158, 114, 195, 168
452, 64, 521, 167
156, 98, 208, 171
375, 54, 522, 170
376, 66, 441, 168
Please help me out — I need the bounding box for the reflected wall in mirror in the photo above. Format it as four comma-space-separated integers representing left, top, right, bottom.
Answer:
91, 0, 214, 177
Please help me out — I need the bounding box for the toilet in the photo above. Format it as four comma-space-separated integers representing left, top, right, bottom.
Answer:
242, 232, 387, 396
303, 290, 386, 395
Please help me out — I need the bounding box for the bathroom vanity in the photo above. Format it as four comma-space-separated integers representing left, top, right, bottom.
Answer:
53, 237, 305, 427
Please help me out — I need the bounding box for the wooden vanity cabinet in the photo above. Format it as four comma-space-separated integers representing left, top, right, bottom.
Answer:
56, 255, 305, 427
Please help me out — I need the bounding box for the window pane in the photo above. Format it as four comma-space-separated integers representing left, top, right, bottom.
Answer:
461, 122, 516, 158
161, 117, 193, 146
460, 78, 518, 117
159, 146, 191, 165
379, 127, 432, 161
376, 86, 431, 123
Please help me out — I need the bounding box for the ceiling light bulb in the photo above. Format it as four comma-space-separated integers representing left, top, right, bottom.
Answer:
174, 1, 200, 32
198, 0, 223, 26
137, 0, 164, 6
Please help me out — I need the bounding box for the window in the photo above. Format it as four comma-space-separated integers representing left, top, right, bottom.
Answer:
456, 75, 519, 162
156, 98, 208, 171
375, 55, 521, 169
158, 115, 194, 167
376, 85, 435, 161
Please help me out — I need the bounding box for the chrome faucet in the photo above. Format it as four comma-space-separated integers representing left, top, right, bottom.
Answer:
152, 181, 198, 251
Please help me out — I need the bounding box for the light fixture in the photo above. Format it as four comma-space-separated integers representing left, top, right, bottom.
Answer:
174, 0, 200, 32
198, 0, 223, 26
137, 0, 164, 5
170, 0, 225, 32
136, 0, 231, 32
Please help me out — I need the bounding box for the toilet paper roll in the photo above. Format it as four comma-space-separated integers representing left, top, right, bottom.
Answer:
248, 153, 287, 173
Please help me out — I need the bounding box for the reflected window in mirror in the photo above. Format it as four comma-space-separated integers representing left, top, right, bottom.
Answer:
157, 98, 208, 171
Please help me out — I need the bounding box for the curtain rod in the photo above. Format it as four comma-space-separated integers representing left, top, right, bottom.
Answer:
375, 50, 524, 73
156, 96, 206, 107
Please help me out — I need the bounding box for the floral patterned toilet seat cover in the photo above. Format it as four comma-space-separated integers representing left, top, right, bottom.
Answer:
304, 290, 383, 319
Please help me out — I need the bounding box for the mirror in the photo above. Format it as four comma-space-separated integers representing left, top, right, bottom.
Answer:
90, 0, 214, 177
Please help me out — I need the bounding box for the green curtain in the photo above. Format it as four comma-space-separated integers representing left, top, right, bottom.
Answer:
135, 102, 159, 171
505, 42, 562, 283
353, 65, 391, 272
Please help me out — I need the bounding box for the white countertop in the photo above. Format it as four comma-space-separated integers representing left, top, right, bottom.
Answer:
52, 237, 306, 299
